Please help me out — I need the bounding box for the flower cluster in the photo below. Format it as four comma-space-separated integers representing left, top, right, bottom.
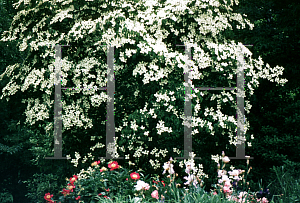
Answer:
45, 152, 272, 202
135, 180, 150, 191
44, 193, 56, 203
44, 175, 79, 203
0, 1, 288, 188
44, 160, 148, 202
62, 175, 80, 201
211, 152, 270, 203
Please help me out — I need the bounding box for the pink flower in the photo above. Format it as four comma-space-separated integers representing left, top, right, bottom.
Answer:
257, 197, 269, 203
233, 197, 239, 202
151, 190, 159, 199
224, 180, 231, 187
222, 156, 230, 163
228, 169, 243, 181
223, 181, 233, 197
236, 191, 249, 203
143, 183, 150, 190
218, 174, 230, 184
223, 186, 232, 194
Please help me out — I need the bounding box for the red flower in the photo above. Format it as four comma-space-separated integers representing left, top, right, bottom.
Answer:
61, 188, 71, 196
130, 172, 140, 180
69, 175, 78, 183
108, 161, 120, 171
44, 193, 53, 201
153, 180, 165, 187
75, 196, 81, 200
67, 183, 76, 192
105, 188, 110, 192
98, 193, 110, 199
91, 160, 101, 167
68, 181, 75, 187
91, 161, 100, 167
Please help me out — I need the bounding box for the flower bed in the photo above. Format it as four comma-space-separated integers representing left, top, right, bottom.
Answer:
44, 151, 271, 203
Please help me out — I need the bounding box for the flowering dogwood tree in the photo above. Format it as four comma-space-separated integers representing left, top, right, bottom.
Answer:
0, 0, 288, 192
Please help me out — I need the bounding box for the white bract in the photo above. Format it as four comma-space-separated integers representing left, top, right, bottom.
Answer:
0, 0, 288, 187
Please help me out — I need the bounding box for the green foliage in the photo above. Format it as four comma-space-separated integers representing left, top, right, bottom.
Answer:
22, 173, 62, 203
53, 163, 156, 202
267, 165, 300, 203
227, 0, 300, 197
0, 0, 299, 202
0, 189, 13, 203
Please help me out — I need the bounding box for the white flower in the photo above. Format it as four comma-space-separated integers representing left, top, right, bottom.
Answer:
222, 156, 230, 163
134, 180, 150, 191
218, 170, 226, 178
162, 161, 175, 175
228, 169, 239, 176
133, 197, 142, 203
1, 0, 288, 187
218, 175, 231, 184
183, 174, 199, 188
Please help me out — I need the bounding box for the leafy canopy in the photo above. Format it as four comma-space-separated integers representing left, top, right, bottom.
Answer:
0, 0, 288, 192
